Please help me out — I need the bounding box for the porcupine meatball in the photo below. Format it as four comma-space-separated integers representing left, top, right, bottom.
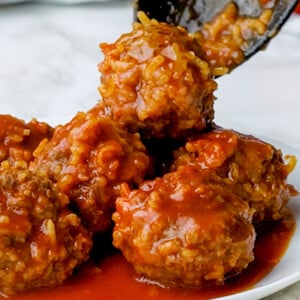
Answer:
30, 104, 150, 234
113, 164, 256, 288
0, 115, 53, 165
98, 13, 217, 139
194, 2, 273, 72
0, 163, 92, 295
171, 127, 298, 223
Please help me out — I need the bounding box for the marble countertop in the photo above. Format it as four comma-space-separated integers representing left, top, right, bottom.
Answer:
0, 2, 300, 299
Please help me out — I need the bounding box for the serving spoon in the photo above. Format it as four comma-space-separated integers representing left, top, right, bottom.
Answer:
134, 0, 300, 73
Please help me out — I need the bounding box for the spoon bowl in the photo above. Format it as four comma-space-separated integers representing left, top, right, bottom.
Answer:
134, 0, 300, 73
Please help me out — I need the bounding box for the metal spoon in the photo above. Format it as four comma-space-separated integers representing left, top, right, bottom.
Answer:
134, 0, 300, 73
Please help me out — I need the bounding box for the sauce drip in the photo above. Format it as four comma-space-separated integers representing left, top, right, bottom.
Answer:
3, 215, 295, 300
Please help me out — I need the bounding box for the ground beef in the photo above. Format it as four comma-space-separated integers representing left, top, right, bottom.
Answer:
98, 16, 217, 139
0, 115, 53, 166
30, 104, 150, 234
171, 127, 298, 223
0, 163, 92, 295
113, 164, 255, 288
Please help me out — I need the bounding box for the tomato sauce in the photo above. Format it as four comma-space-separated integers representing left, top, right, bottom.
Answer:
3, 214, 295, 300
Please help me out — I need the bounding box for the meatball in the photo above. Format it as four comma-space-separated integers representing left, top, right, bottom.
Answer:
194, 3, 273, 72
98, 14, 217, 139
0, 114, 53, 165
30, 104, 150, 234
171, 127, 298, 223
0, 163, 92, 295
113, 164, 255, 288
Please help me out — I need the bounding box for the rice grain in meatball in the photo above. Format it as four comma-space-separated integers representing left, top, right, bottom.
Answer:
98, 14, 217, 138
171, 127, 298, 223
113, 165, 256, 288
30, 104, 150, 234
0, 164, 92, 295
194, 3, 273, 72
0, 115, 53, 166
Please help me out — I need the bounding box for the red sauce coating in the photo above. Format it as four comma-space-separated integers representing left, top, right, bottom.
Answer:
4, 214, 295, 300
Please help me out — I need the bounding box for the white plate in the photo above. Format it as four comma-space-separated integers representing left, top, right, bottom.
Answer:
215, 139, 300, 300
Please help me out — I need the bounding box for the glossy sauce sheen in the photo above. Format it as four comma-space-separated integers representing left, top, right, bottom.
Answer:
4, 216, 295, 300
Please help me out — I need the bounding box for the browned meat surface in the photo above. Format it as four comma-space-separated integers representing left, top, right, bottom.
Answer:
0, 164, 92, 295
171, 127, 298, 223
30, 104, 150, 234
195, 3, 273, 73
98, 16, 217, 139
113, 164, 256, 288
0, 115, 53, 166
